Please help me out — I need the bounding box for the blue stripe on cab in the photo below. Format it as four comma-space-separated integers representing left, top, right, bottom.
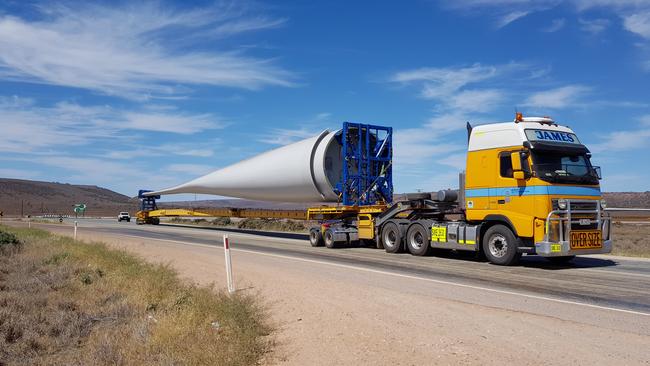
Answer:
465, 185, 600, 198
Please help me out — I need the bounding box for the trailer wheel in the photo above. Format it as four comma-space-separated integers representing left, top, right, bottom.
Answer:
324, 228, 337, 248
309, 228, 324, 247
381, 222, 402, 253
406, 224, 430, 256
483, 225, 521, 266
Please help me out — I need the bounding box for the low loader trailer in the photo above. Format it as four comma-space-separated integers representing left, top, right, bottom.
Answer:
138, 114, 612, 266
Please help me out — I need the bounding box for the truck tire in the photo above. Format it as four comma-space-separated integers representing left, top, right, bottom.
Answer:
546, 255, 575, 264
381, 222, 402, 253
309, 228, 324, 247
406, 224, 430, 256
483, 225, 521, 266
323, 228, 337, 248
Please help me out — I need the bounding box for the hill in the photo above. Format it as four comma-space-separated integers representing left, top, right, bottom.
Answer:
602, 192, 650, 209
0, 178, 138, 217
1, 177, 648, 218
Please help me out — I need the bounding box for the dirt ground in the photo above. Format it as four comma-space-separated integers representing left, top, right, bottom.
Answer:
611, 223, 650, 257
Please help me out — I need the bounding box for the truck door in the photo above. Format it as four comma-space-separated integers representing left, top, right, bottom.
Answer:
495, 151, 533, 235
496, 151, 530, 208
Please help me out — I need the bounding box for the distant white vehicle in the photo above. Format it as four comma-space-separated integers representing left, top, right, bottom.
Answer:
117, 212, 131, 222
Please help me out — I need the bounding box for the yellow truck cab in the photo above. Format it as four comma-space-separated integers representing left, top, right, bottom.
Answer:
465, 114, 612, 264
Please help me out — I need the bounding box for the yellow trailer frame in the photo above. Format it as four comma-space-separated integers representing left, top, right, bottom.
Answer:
136, 204, 388, 225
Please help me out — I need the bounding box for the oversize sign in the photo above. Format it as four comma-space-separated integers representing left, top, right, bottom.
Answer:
525, 129, 581, 144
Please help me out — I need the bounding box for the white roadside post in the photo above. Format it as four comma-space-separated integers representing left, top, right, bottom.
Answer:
223, 234, 235, 294
28, 218, 31, 228
74, 220, 78, 240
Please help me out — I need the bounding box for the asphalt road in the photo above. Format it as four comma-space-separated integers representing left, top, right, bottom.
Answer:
29, 218, 650, 316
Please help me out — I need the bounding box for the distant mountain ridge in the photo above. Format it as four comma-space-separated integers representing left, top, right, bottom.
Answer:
0, 178, 137, 216
1, 178, 648, 217
602, 192, 650, 209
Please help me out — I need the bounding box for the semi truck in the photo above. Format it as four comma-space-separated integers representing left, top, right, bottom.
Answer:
138, 114, 611, 265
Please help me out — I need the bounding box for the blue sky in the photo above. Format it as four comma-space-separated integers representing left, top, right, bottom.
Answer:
1, 0, 649, 200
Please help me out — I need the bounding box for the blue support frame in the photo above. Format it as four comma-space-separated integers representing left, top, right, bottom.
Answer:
338, 122, 393, 206
138, 189, 160, 212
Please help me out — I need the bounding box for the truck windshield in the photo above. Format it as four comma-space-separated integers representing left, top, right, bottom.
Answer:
531, 151, 600, 185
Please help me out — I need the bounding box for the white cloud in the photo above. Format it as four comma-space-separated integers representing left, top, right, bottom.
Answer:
0, 168, 40, 180
442, 0, 650, 42
0, 2, 293, 100
0, 97, 224, 153
542, 18, 566, 32
590, 115, 650, 152
578, 18, 611, 34
259, 128, 320, 145
591, 129, 650, 152
391, 64, 499, 99
523, 85, 590, 108
641, 114, 650, 126
122, 112, 218, 134
447, 89, 504, 112
103, 142, 217, 160
165, 164, 214, 176
497, 11, 530, 28
573, 0, 650, 11
624, 12, 650, 39
388, 64, 536, 167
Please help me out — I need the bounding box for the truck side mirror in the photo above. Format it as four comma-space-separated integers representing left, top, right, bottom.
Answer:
510, 152, 522, 171
510, 152, 526, 180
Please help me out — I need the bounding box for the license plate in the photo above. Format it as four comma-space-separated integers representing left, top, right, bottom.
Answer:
579, 218, 591, 226
570, 231, 602, 249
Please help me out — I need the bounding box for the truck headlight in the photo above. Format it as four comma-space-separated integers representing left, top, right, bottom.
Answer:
600, 199, 607, 209
557, 199, 568, 210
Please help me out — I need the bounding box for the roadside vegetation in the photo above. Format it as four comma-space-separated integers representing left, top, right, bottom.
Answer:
0, 226, 271, 365
169, 217, 311, 233
610, 222, 650, 258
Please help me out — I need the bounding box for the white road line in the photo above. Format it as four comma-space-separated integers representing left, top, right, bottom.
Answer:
108, 232, 650, 318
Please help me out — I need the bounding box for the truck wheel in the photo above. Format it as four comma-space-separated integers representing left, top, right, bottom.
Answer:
381, 222, 402, 253
323, 228, 337, 248
546, 255, 575, 264
483, 225, 521, 266
406, 224, 430, 256
309, 228, 324, 247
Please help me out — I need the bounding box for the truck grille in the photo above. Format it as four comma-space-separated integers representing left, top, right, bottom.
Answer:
552, 200, 598, 211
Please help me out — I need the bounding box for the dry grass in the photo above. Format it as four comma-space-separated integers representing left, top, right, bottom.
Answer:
169, 217, 311, 233
611, 223, 650, 258
0, 226, 271, 366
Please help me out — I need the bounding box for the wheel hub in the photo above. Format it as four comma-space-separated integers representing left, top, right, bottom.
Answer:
488, 234, 508, 258
385, 231, 396, 247
410, 232, 424, 249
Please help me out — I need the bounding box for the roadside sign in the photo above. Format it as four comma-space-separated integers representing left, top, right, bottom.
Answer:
73, 204, 87, 217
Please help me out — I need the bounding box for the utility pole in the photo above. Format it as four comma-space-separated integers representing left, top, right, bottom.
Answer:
21, 199, 24, 218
